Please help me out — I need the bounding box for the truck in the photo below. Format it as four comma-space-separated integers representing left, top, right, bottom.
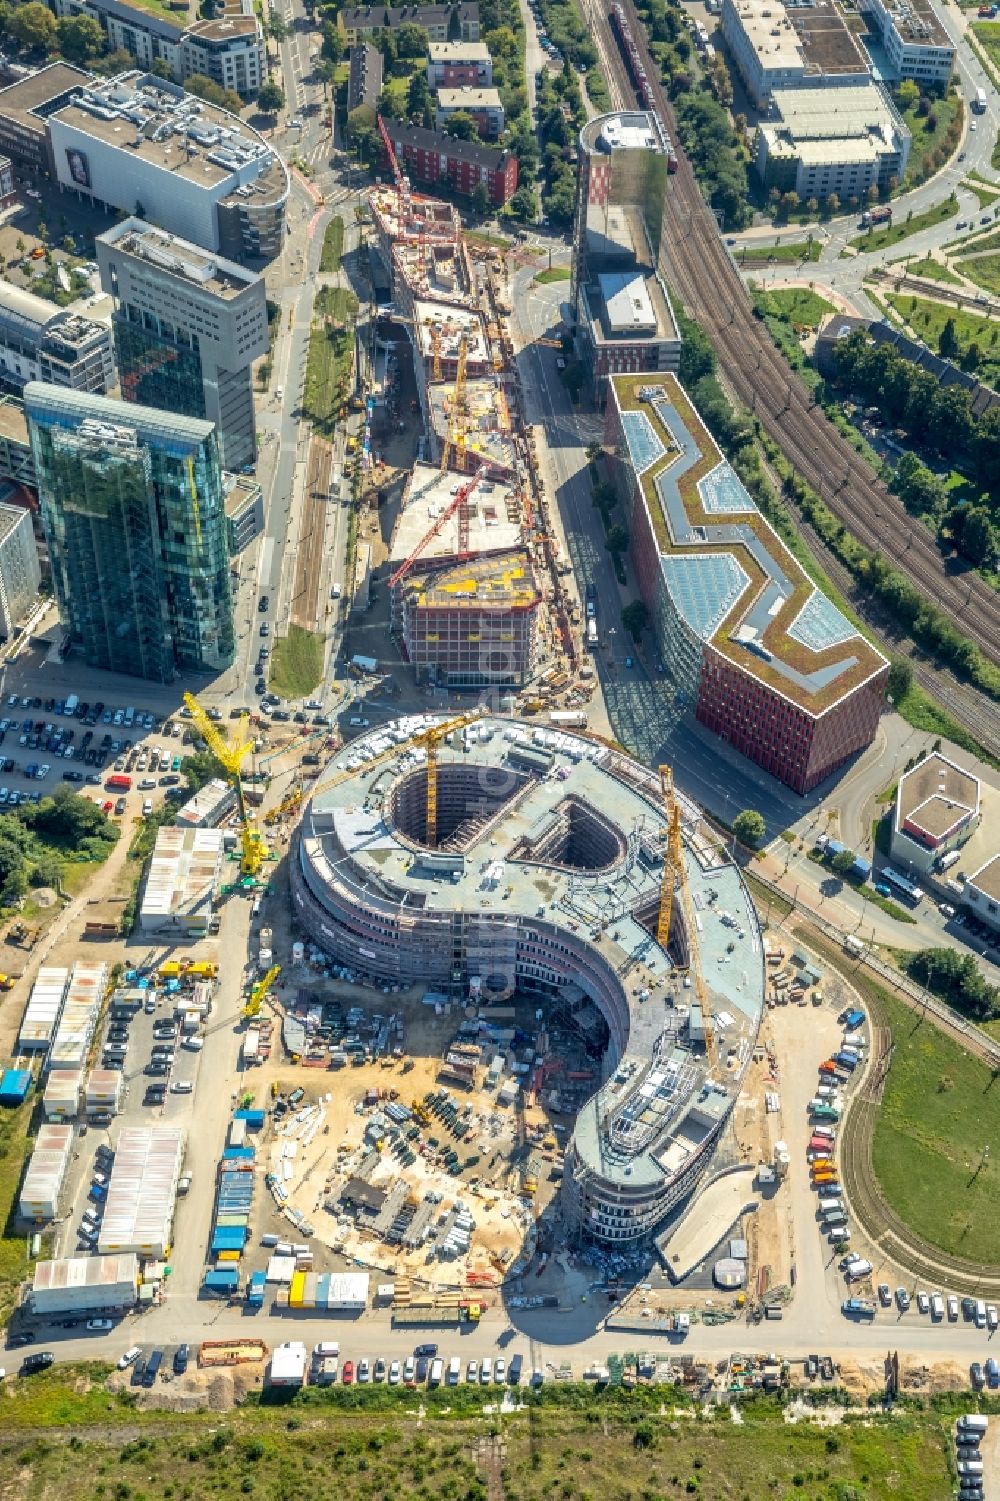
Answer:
859, 205, 892, 228
391, 1302, 483, 1327
247, 1271, 266, 1307
975, 86, 988, 112
937, 849, 961, 872
586, 619, 598, 647
242, 1029, 260, 1066
350, 654, 378, 675
548, 711, 588, 727
841, 1298, 876, 1319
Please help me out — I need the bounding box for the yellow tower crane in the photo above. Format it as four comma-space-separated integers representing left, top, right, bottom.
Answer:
659, 764, 717, 1075
243, 963, 281, 1020
439, 334, 469, 474
314, 709, 485, 845
429, 324, 443, 382
183, 691, 268, 881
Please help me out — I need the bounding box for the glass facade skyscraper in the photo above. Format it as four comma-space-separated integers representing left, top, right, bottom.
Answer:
25, 382, 235, 682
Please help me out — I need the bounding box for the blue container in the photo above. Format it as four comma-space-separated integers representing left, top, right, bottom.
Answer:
0, 1068, 32, 1105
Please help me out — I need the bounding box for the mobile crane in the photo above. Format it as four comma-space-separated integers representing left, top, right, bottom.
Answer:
183, 692, 268, 881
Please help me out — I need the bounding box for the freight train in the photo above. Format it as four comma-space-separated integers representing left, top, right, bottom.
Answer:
608, 2, 678, 170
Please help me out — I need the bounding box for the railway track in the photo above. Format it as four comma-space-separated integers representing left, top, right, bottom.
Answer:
596, 0, 1000, 678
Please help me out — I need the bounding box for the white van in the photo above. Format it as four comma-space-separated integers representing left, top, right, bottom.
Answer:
349, 716, 369, 727
448, 1355, 461, 1385
817, 1197, 842, 1214
813, 1125, 835, 1141
314, 1342, 340, 1359
846, 1259, 872, 1281
958, 1415, 989, 1435
430, 1358, 443, 1386
931, 1293, 945, 1320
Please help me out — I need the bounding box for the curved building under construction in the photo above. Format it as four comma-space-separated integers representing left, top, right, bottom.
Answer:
290, 714, 765, 1247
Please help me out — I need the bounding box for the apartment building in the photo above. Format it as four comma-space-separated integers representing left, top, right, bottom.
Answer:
384, 120, 518, 204
427, 40, 492, 87
435, 85, 504, 138
0, 283, 114, 396
338, 3, 480, 43
347, 43, 383, 112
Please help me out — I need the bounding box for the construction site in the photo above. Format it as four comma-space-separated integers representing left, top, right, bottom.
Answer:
357, 130, 585, 712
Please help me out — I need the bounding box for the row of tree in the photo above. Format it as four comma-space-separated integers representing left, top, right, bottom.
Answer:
906, 947, 1000, 1022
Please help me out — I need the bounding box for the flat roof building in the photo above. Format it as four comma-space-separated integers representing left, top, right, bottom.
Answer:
860, 0, 954, 83
966, 854, 1000, 935
26, 383, 235, 681
605, 375, 888, 793
139, 824, 225, 932
0, 62, 92, 177
435, 86, 504, 138
381, 121, 519, 208
0, 282, 114, 398
97, 1125, 184, 1257
756, 83, 910, 200
572, 113, 680, 401
54, 0, 264, 98
427, 40, 492, 87
48, 72, 289, 261
29, 1252, 139, 1314
721, 0, 869, 106
0, 400, 35, 489
96, 217, 269, 472
890, 751, 980, 873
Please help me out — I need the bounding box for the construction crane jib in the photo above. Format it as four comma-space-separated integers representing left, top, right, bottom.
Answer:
182, 692, 268, 881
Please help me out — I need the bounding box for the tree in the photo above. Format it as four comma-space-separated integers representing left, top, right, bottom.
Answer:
887, 657, 912, 703
321, 21, 344, 64
9, 1, 56, 48
407, 69, 432, 122
938, 316, 960, 360
314, 57, 335, 94
56, 13, 104, 62
471, 181, 490, 215
621, 599, 648, 642
831, 849, 856, 878
181, 750, 227, 792
442, 111, 480, 142
605, 523, 629, 557
396, 21, 429, 56
257, 80, 285, 116
510, 185, 537, 220
897, 78, 920, 110
185, 73, 244, 115
733, 809, 766, 849
267, 11, 289, 39
825, 192, 840, 216
955, 505, 996, 566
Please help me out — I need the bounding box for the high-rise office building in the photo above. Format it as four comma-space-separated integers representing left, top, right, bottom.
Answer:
96, 218, 269, 473
25, 383, 234, 683
570, 111, 680, 401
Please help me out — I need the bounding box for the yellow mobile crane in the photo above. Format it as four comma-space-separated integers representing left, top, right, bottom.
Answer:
183, 692, 268, 880
243, 963, 281, 1019
658, 765, 717, 1075
314, 709, 485, 846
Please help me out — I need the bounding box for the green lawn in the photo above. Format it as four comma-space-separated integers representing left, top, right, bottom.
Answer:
886, 291, 1000, 387
464, 229, 514, 250
904, 255, 965, 287
303, 285, 359, 437
954, 250, 1000, 296
963, 177, 1000, 210
973, 19, 1000, 71
533, 265, 570, 284
734, 238, 821, 264
0, 1100, 46, 1325
269, 625, 325, 699
757, 286, 837, 329
319, 215, 344, 274
847, 194, 958, 254
0, 1373, 962, 1501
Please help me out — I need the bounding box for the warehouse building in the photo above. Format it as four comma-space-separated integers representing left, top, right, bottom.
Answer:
604, 375, 888, 793
755, 85, 911, 200
29, 1252, 139, 1316
139, 825, 225, 934
19, 1123, 73, 1222
890, 751, 980, 875
571, 113, 681, 402
97, 1125, 184, 1257
48, 72, 289, 261
291, 713, 765, 1247
174, 777, 236, 830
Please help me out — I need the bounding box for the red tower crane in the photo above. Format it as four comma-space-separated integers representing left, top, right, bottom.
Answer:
389, 465, 493, 591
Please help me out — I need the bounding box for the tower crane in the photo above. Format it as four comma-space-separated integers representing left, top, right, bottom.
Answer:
439, 333, 469, 473
314, 709, 485, 845
377, 113, 411, 218
243, 963, 281, 1020
389, 464, 493, 591
429, 324, 443, 382
183, 692, 268, 881
658, 765, 717, 1075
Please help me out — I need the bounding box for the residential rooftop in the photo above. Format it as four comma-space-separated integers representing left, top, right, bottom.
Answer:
428, 40, 491, 61
389, 462, 521, 567
969, 853, 1000, 904
436, 87, 502, 110
895, 752, 980, 843
582, 268, 679, 348
609, 374, 888, 716
385, 119, 514, 172
97, 218, 261, 299
340, 3, 479, 28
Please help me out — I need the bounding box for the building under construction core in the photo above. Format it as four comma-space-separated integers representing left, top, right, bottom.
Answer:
428, 375, 517, 475
368, 187, 473, 312
291, 714, 765, 1247
412, 301, 491, 381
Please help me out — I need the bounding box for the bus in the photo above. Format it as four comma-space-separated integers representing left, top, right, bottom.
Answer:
586, 619, 598, 648
975, 86, 988, 113
880, 865, 924, 907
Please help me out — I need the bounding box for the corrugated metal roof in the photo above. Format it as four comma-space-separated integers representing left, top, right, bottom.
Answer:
18, 966, 69, 1049
48, 959, 108, 1071
20, 1124, 73, 1214
32, 1251, 139, 1293
140, 826, 224, 922
97, 1125, 184, 1255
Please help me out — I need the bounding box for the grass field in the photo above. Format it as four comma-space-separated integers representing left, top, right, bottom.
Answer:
847, 194, 958, 255
269, 626, 325, 699
954, 251, 1000, 296
464, 229, 513, 251
0, 1374, 964, 1501
0, 1099, 45, 1325
804, 931, 1000, 1261
735, 238, 821, 264
757, 286, 837, 329
319, 215, 344, 273
962, 177, 1000, 210
886, 291, 1000, 386
534, 265, 570, 284
905, 255, 965, 286
899, 87, 963, 187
